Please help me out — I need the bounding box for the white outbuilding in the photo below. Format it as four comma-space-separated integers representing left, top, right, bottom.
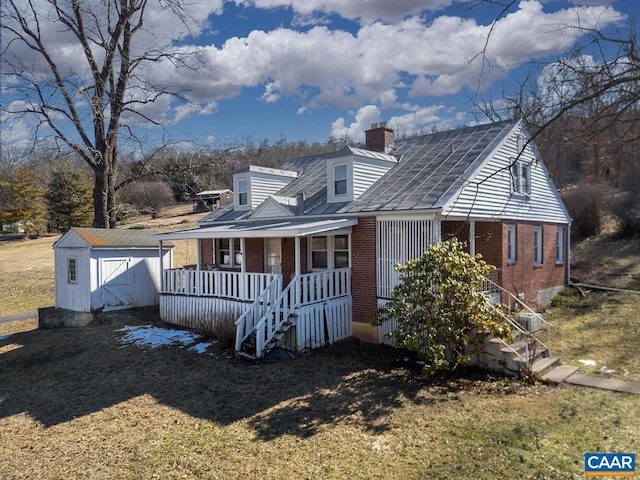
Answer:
53, 227, 173, 313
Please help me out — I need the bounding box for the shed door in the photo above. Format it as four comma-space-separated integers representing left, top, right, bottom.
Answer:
100, 258, 132, 311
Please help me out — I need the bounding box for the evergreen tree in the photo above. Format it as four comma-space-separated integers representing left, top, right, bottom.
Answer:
45, 164, 94, 232
0, 166, 47, 235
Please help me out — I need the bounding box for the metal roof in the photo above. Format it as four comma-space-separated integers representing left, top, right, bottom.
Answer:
150, 218, 358, 240
198, 120, 520, 227
348, 120, 517, 213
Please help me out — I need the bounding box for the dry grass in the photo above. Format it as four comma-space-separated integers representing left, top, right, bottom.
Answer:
547, 235, 640, 383
0, 320, 638, 480
0, 205, 207, 316
0, 235, 59, 316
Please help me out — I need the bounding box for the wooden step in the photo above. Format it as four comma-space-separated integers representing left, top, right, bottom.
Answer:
236, 351, 257, 361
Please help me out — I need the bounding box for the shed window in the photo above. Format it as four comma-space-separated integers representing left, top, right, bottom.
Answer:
68, 257, 78, 284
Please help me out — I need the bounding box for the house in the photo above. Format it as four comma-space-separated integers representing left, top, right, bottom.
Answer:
151, 120, 571, 360
193, 189, 233, 212
53, 227, 174, 313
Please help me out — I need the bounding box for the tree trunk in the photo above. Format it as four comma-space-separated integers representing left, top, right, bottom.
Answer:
92, 165, 109, 228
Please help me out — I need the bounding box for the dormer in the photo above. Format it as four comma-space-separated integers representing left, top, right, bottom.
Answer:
233, 166, 298, 211
326, 147, 397, 204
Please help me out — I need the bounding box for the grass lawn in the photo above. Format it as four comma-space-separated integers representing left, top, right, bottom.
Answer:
1, 227, 639, 478
0, 320, 638, 480
546, 236, 640, 383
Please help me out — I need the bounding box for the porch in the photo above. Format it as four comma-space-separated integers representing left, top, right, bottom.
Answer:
159, 267, 352, 359
151, 218, 358, 359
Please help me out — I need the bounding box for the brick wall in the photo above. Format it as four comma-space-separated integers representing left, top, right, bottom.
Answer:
200, 239, 213, 265
245, 238, 264, 273
500, 222, 567, 308
351, 216, 378, 324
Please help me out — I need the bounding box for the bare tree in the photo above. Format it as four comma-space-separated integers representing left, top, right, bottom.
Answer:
1, 0, 195, 228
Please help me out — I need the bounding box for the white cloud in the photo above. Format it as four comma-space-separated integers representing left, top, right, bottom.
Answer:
155, 0, 623, 119
236, 0, 454, 23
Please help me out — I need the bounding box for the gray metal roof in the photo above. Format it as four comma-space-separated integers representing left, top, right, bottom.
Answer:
200, 120, 519, 225
348, 120, 517, 213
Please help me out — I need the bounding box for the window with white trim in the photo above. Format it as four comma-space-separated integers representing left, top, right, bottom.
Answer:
310, 234, 350, 270
67, 257, 77, 283
507, 225, 517, 263
310, 236, 328, 269
511, 160, 531, 196
334, 164, 348, 196
556, 227, 565, 263
238, 179, 248, 206
216, 238, 242, 267
533, 226, 543, 266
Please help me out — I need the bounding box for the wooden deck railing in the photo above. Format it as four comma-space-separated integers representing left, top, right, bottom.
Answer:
162, 269, 279, 302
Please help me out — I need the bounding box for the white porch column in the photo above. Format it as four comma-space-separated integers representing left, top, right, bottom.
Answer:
196, 239, 202, 270
158, 241, 164, 292
240, 238, 246, 273
469, 220, 476, 257
295, 236, 301, 277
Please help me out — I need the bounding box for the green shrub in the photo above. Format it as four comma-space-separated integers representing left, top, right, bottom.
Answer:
374, 239, 511, 375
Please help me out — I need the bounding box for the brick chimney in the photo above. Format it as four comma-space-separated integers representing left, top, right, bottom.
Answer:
365, 122, 394, 153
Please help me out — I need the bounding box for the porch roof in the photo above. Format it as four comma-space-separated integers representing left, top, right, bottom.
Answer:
149, 218, 358, 241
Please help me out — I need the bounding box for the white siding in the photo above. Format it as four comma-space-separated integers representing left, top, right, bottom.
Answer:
250, 172, 295, 209
90, 248, 171, 310
376, 217, 440, 298
443, 128, 571, 224
55, 247, 92, 312
353, 156, 396, 199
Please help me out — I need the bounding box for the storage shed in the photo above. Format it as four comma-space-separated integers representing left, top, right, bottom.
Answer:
53, 227, 174, 313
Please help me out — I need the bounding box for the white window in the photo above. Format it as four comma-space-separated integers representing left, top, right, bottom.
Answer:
310, 236, 328, 269
533, 226, 543, 266
310, 234, 350, 270
238, 179, 248, 206
216, 238, 242, 267
67, 257, 77, 283
511, 160, 531, 196
556, 227, 565, 263
507, 225, 517, 263
334, 234, 349, 268
334, 164, 348, 196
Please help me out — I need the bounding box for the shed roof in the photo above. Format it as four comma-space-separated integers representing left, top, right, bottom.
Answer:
56, 227, 174, 249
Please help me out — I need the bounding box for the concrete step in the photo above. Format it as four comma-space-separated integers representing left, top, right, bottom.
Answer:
541, 364, 580, 383
531, 356, 562, 376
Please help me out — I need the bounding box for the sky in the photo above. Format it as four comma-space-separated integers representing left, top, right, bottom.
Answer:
0, 0, 637, 150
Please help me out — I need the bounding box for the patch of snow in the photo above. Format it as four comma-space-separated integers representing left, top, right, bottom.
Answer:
578, 359, 596, 366
117, 325, 208, 352
0, 334, 12, 341
600, 366, 616, 374
189, 342, 215, 354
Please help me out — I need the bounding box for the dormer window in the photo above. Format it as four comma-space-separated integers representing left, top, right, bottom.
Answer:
238, 179, 248, 206
334, 164, 348, 196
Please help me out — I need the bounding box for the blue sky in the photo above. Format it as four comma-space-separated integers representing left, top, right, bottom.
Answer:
1, 0, 637, 150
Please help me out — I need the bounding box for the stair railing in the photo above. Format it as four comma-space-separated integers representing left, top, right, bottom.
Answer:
234, 275, 282, 353
253, 274, 301, 358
